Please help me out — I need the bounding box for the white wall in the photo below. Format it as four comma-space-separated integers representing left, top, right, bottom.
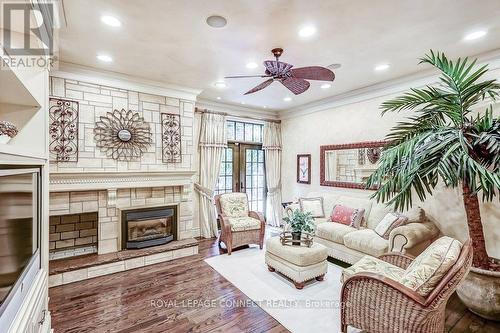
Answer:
281, 78, 500, 259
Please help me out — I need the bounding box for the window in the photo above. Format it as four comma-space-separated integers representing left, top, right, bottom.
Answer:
214, 147, 234, 195
226, 120, 263, 143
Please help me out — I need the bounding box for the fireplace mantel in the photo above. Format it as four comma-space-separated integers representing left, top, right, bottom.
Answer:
49, 171, 196, 192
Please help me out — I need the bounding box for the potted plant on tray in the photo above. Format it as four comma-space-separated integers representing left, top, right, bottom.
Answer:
366, 51, 500, 320
283, 209, 315, 245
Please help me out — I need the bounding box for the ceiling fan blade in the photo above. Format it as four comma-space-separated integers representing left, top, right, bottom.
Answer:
290, 66, 335, 81
281, 77, 310, 95
244, 78, 274, 95
225, 75, 273, 79
264, 60, 293, 76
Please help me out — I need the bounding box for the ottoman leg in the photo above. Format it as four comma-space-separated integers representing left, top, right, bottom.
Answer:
294, 281, 305, 290
316, 274, 325, 281
267, 265, 275, 272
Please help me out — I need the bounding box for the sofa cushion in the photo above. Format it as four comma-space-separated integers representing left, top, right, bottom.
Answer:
400, 236, 462, 297
330, 204, 365, 228
266, 236, 328, 267
316, 222, 357, 244
343, 229, 389, 257
374, 212, 408, 239
336, 196, 372, 226
299, 197, 325, 217
307, 192, 340, 218
341, 255, 405, 283
227, 217, 261, 232
219, 192, 249, 218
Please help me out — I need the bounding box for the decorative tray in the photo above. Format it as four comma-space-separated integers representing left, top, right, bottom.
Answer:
279, 231, 314, 247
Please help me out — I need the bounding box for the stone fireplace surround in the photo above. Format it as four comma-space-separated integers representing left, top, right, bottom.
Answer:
48, 170, 199, 286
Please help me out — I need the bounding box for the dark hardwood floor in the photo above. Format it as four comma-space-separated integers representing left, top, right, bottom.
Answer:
49, 238, 500, 333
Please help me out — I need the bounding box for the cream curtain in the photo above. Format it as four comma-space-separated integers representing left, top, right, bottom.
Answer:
263, 122, 283, 227
196, 112, 227, 238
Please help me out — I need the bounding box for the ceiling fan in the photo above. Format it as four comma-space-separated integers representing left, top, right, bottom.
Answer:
225, 48, 335, 95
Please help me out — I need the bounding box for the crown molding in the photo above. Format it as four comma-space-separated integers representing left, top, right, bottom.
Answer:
51, 62, 203, 101
281, 49, 500, 120
196, 98, 280, 121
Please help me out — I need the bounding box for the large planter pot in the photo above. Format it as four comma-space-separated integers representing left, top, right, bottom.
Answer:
457, 266, 500, 321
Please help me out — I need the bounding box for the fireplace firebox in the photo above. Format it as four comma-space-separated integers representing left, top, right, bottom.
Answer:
121, 206, 177, 249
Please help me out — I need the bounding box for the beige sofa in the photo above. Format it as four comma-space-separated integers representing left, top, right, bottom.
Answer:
285, 192, 439, 264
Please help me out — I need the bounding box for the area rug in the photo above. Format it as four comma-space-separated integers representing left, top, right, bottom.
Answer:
205, 245, 359, 333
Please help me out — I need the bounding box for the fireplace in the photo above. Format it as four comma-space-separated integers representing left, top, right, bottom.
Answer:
121, 206, 177, 249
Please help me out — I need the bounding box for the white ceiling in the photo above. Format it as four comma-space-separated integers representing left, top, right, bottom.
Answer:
58, 0, 500, 111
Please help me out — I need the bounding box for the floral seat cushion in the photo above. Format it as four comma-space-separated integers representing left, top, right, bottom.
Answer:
341, 255, 405, 283
219, 192, 249, 218
400, 236, 462, 297
227, 217, 261, 232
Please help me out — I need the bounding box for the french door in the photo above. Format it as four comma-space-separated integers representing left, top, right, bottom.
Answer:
216, 143, 266, 213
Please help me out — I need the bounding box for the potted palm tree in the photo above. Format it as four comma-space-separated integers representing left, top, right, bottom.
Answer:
366, 51, 500, 320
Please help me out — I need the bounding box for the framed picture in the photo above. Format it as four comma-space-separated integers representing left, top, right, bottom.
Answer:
297, 154, 311, 184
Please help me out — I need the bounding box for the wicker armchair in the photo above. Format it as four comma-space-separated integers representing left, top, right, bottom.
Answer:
341, 239, 472, 333
214, 192, 265, 255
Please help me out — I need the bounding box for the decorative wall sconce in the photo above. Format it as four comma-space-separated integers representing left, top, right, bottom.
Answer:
49, 98, 79, 162
94, 109, 152, 161
161, 113, 182, 163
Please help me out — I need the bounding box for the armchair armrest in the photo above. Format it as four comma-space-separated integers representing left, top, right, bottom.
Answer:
249, 211, 266, 227
378, 252, 415, 269
389, 221, 439, 253
341, 272, 427, 309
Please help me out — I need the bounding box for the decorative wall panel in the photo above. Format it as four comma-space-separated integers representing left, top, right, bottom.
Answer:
94, 109, 152, 161
49, 98, 79, 162
161, 113, 181, 163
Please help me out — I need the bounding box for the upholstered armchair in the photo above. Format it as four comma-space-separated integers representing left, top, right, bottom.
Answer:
340, 237, 472, 333
214, 192, 265, 255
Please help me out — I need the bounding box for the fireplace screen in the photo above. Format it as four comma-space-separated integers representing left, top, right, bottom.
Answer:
122, 206, 177, 249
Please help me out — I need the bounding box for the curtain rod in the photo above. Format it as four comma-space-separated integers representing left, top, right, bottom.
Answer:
194, 107, 281, 123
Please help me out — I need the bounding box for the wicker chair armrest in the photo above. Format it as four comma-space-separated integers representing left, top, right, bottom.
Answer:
342, 272, 427, 309
218, 214, 230, 229
378, 252, 415, 269
249, 211, 265, 227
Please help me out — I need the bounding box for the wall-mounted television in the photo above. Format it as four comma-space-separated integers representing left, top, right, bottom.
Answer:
0, 167, 41, 329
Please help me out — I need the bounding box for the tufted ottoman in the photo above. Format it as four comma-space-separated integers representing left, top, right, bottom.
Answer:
265, 236, 328, 289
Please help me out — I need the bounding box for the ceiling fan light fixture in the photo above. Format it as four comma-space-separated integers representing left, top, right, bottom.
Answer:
206, 15, 227, 28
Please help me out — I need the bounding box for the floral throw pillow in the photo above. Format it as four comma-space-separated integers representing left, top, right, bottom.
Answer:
374, 212, 409, 239
299, 197, 325, 218
330, 204, 365, 228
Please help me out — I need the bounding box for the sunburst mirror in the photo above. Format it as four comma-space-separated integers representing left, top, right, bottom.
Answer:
94, 109, 152, 161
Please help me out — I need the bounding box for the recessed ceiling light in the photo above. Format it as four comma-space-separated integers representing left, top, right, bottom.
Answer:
101, 15, 121, 27
463, 30, 487, 41
283, 97, 292, 102
206, 15, 227, 28
97, 54, 113, 62
298, 25, 316, 38
321, 83, 331, 89
241, 101, 246, 105
374, 63, 390, 71
216, 96, 221, 100
246, 62, 258, 69
263, 106, 267, 108
214, 81, 227, 88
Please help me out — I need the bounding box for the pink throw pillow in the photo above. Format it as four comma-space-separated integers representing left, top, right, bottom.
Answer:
330, 204, 365, 228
